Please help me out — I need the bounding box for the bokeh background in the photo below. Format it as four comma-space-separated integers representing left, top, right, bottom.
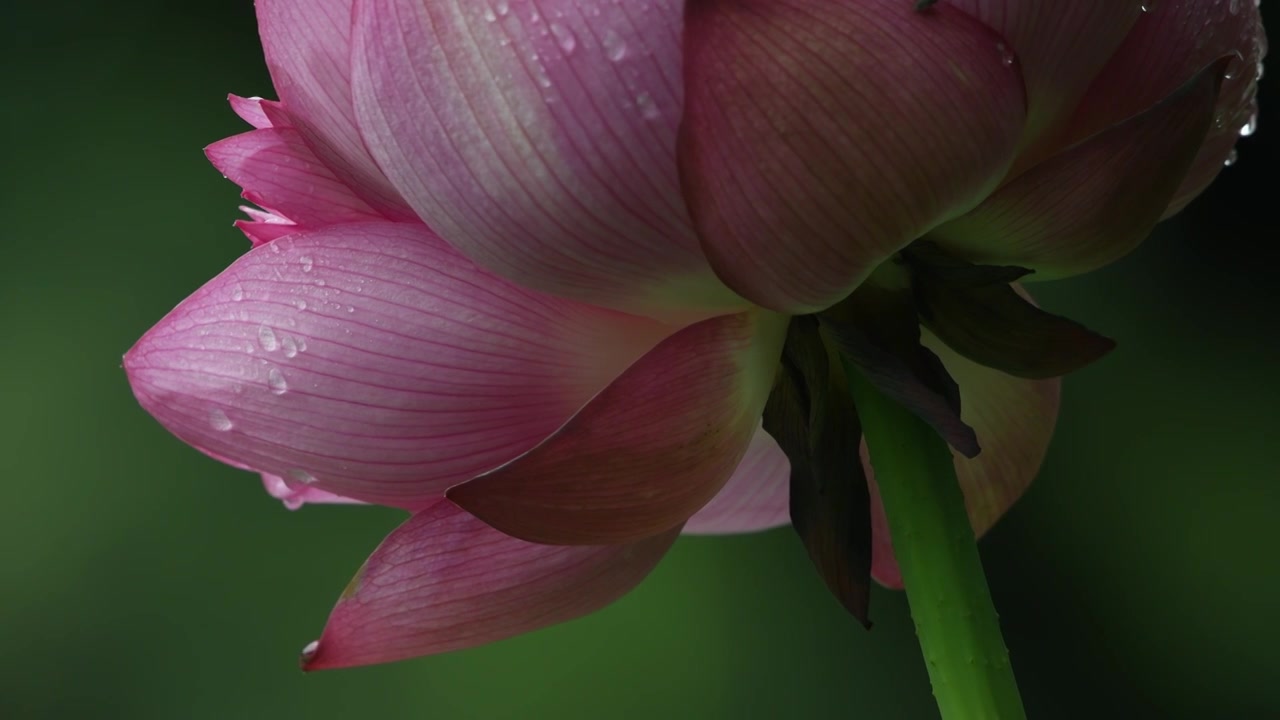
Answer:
3, 2, 1277, 718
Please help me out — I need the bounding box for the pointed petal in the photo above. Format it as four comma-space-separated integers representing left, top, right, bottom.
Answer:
869, 328, 1060, 588
348, 0, 741, 320
228, 95, 286, 129
206, 128, 381, 226
682, 427, 789, 535
302, 501, 679, 670
928, 60, 1223, 280
946, 1, 1142, 155
448, 310, 788, 545
679, 0, 1025, 313
262, 473, 365, 511
124, 222, 669, 509
256, 0, 411, 217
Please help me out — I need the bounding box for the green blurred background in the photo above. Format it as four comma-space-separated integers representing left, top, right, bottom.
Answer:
2, 2, 1277, 718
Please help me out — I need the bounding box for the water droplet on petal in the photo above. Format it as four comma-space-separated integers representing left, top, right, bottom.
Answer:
602, 30, 627, 62
300, 640, 320, 667
258, 325, 279, 352
231, 284, 244, 302
209, 409, 233, 432
288, 469, 317, 485
299, 256, 314, 273
550, 22, 576, 53
268, 367, 288, 395
281, 335, 299, 358
1224, 148, 1239, 167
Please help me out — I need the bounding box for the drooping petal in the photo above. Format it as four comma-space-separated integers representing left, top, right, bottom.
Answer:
302, 500, 679, 670
256, 0, 411, 217
448, 310, 788, 545
206, 128, 381, 227
228, 94, 286, 129
869, 329, 1060, 588
683, 427, 790, 535
124, 222, 670, 510
262, 473, 365, 511
945, 1, 1142, 157
927, 60, 1223, 280
679, 0, 1026, 313
348, 0, 742, 320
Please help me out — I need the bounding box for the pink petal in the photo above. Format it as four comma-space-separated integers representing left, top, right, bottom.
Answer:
946, 1, 1143, 157
870, 328, 1061, 589
124, 222, 670, 510
228, 94, 286, 130
679, 0, 1026, 313
261, 473, 365, 511
1060, 0, 1266, 216
448, 310, 788, 545
302, 500, 679, 670
235, 219, 302, 246
348, 0, 742, 321
206, 128, 381, 227
928, 60, 1223, 280
256, 0, 412, 218
682, 427, 789, 535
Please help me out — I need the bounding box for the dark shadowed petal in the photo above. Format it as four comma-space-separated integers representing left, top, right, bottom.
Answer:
869, 329, 1060, 588
679, 0, 1025, 313
448, 310, 788, 545
256, 0, 412, 217
303, 501, 680, 670
1060, 0, 1265, 216
124, 222, 670, 510
945, 1, 1142, 157
683, 427, 790, 535
348, 0, 742, 321
928, 60, 1223, 280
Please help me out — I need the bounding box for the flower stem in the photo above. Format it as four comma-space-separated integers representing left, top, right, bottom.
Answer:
845, 361, 1027, 720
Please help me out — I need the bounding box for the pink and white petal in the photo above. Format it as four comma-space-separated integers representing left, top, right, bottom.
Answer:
256, 0, 411, 218
228, 95, 287, 130
235, 218, 302, 247
262, 473, 366, 511
207, 128, 381, 227
869, 329, 1060, 589
448, 310, 788, 545
302, 501, 680, 670
928, 60, 1222, 280
946, 1, 1142, 158
124, 222, 670, 510
349, 0, 742, 321
683, 427, 790, 535
679, 0, 1026, 313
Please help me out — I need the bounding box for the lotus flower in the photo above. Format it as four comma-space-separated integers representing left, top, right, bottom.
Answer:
124, 0, 1263, 670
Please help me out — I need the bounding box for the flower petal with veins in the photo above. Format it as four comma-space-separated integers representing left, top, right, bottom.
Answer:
124, 222, 670, 509
449, 310, 788, 545
349, 0, 742, 321
303, 500, 680, 670
683, 427, 790, 535
257, 0, 412, 218
680, 0, 1026, 313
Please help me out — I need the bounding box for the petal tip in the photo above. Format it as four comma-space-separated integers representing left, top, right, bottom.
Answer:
299, 639, 322, 672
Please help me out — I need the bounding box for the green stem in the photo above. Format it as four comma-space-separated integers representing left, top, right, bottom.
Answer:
845, 362, 1027, 720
